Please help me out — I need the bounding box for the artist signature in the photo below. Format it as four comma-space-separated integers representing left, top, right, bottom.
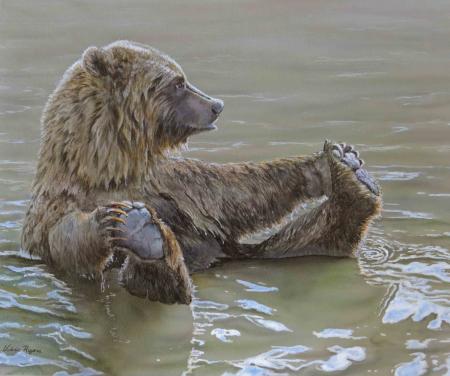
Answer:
2, 343, 42, 355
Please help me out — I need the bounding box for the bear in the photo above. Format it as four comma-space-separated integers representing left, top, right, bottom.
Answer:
21, 41, 381, 305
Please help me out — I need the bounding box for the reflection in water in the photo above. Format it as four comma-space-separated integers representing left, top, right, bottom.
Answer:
313, 328, 366, 340
188, 322, 368, 374
0, 351, 100, 375
235, 280, 279, 293
360, 233, 450, 330
211, 328, 241, 343
0, 254, 101, 374
235, 299, 274, 315
394, 352, 428, 376
181, 226, 450, 375
375, 171, 421, 181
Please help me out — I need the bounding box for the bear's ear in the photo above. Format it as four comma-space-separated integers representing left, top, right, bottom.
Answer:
82, 46, 110, 77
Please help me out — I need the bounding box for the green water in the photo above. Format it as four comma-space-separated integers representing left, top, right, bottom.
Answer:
0, 0, 449, 374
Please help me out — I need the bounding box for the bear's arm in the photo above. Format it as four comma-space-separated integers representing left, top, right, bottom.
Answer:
153, 152, 330, 239
47, 210, 112, 277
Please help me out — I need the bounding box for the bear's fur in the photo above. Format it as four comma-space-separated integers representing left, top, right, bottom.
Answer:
22, 41, 381, 304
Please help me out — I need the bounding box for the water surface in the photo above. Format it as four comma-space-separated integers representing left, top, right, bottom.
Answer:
0, 0, 449, 374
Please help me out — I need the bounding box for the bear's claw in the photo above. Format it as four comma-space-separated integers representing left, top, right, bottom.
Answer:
104, 226, 126, 232
107, 207, 128, 217
102, 216, 126, 225
100, 201, 165, 261
110, 201, 133, 209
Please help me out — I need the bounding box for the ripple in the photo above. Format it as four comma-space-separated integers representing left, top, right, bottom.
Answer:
394, 353, 428, 376
0, 351, 101, 375
365, 145, 411, 152
0, 288, 60, 317
236, 279, 279, 293
428, 193, 450, 197
0, 250, 101, 374
243, 315, 291, 333
396, 91, 450, 107
0, 104, 32, 116
228, 345, 311, 373
382, 283, 450, 329
392, 261, 450, 283
193, 311, 231, 323
305, 120, 362, 129
392, 126, 409, 134
405, 339, 434, 350
375, 171, 421, 181
0, 220, 22, 229
383, 209, 433, 220
313, 328, 366, 340
235, 299, 275, 315
361, 234, 450, 330
359, 247, 391, 265
38, 323, 92, 339
216, 93, 293, 103
335, 71, 386, 78
60, 345, 97, 362
320, 346, 366, 372
187, 139, 250, 153
0, 351, 66, 368
211, 328, 241, 343
269, 141, 313, 146
192, 300, 229, 311
222, 344, 367, 374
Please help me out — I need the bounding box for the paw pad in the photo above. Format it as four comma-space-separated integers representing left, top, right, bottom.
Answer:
101, 201, 164, 260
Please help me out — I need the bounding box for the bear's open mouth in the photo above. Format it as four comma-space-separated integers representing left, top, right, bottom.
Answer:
188, 122, 218, 134
203, 123, 218, 131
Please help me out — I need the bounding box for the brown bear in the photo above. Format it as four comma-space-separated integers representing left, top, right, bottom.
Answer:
21, 41, 381, 305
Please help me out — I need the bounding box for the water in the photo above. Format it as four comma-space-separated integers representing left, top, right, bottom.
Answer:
1, 0, 450, 374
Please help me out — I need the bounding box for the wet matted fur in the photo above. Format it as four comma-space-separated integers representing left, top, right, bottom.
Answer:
22, 41, 381, 304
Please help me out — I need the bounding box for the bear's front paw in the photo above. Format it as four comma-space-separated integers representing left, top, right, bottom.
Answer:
324, 140, 381, 196
96, 201, 164, 261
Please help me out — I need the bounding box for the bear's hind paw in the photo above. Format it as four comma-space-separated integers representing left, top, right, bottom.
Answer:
325, 140, 381, 196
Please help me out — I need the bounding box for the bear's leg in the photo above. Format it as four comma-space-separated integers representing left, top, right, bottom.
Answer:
240, 141, 382, 258
103, 202, 192, 304
47, 203, 130, 277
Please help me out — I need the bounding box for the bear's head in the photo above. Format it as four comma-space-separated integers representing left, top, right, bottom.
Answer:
36, 41, 224, 191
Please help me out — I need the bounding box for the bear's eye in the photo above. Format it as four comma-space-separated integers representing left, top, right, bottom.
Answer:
175, 81, 186, 90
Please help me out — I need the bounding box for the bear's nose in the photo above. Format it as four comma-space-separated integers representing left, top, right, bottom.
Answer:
211, 99, 224, 115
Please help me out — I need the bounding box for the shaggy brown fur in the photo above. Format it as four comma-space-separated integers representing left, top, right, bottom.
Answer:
22, 41, 381, 304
